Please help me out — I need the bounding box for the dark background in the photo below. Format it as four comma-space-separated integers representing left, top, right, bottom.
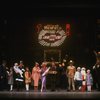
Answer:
0, 1, 100, 68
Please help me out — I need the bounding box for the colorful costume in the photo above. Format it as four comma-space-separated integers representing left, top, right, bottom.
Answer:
74, 67, 82, 91
8, 67, 13, 91
25, 70, 31, 91
67, 65, 76, 91
32, 65, 40, 91
86, 70, 93, 92
81, 67, 86, 92
14, 63, 25, 91
41, 67, 48, 92
14, 65, 23, 78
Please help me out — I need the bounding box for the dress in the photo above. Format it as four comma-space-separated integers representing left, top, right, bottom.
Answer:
8, 70, 13, 85
86, 73, 93, 86
41, 67, 47, 91
32, 66, 40, 86
25, 71, 31, 84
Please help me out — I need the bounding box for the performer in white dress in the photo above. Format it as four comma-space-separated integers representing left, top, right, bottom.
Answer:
13, 63, 23, 78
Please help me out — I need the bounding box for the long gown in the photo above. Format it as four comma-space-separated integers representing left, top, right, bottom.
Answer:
32, 66, 40, 86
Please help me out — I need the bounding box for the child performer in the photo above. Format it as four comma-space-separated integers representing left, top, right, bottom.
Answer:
8, 67, 14, 91
74, 67, 82, 91
86, 69, 93, 92
24, 67, 31, 91
81, 67, 86, 92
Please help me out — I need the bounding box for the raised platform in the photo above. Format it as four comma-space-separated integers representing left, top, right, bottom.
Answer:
0, 90, 100, 99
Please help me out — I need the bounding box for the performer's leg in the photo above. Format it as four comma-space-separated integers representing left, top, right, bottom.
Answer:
75, 80, 78, 90
51, 75, 54, 91
26, 84, 29, 91
16, 81, 20, 91
10, 84, 13, 91
20, 81, 23, 91
53, 75, 56, 91
81, 81, 86, 92
87, 85, 91, 92
0, 81, 3, 91
72, 78, 75, 91
97, 82, 100, 91
41, 77, 44, 92
36, 86, 38, 91
68, 78, 71, 90
27, 84, 29, 91
34, 86, 35, 91
44, 77, 46, 91
17, 81, 22, 91
34, 85, 38, 91
34, 86, 37, 92
19, 71, 23, 78
78, 81, 82, 91
89, 85, 91, 91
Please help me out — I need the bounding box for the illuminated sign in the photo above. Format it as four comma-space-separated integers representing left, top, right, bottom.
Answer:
37, 24, 70, 47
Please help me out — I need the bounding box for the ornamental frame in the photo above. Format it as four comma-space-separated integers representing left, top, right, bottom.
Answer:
44, 49, 61, 62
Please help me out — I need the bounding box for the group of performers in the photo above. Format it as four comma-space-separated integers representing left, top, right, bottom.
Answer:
0, 50, 100, 92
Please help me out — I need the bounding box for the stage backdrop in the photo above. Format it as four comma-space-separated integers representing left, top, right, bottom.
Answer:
1, 16, 97, 68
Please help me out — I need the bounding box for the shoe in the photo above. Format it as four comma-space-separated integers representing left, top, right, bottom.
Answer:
41, 89, 43, 92
21, 75, 23, 78
79, 86, 81, 90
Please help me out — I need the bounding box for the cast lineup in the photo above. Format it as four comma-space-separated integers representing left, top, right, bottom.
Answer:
0, 50, 100, 92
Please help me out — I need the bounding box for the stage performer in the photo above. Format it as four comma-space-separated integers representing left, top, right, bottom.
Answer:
56, 63, 64, 91
14, 63, 23, 78
0, 61, 8, 91
86, 69, 93, 92
74, 67, 82, 91
8, 67, 14, 91
40, 62, 50, 92
66, 60, 76, 91
13, 62, 25, 91
61, 62, 68, 89
32, 62, 41, 91
81, 67, 86, 92
93, 61, 100, 91
24, 67, 31, 91
93, 50, 100, 63
50, 61, 57, 91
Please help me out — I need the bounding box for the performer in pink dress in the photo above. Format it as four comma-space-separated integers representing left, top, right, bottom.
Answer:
32, 62, 41, 91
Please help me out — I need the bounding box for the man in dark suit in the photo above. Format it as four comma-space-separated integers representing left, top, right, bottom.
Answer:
93, 62, 100, 91
0, 61, 8, 91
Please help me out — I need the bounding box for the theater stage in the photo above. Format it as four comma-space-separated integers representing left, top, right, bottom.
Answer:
0, 90, 100, 99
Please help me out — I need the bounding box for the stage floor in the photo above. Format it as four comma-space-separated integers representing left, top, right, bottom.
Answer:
0, 90, 100, 99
